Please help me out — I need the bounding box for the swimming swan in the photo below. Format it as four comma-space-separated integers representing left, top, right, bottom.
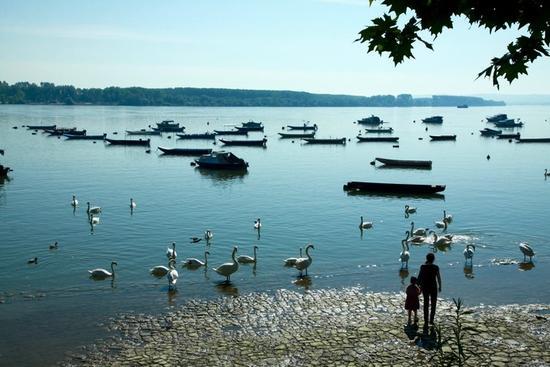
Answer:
254, 218, 262, 229
71, 195, 79, 207
405, 230, 426, 244
204, 230, 213, 241
238, 246, 258, 264
213, 246, 239, 282
284, 247, 303, 266
410, 222, 428, 236
86, 202, 101, 215
432, 232, 452, 247
49, 241, 59, 250
443, 210, 453, 223
463, 244, 476, 264
167, 260, 178, 290
295, 244, 314, 277
89, 261, 117, 279
166, 242, 177, 260
359, 216, 373, 229
130, 198, 136, 209
183, 251, 210, 268
150, 264, 170, 276
404, 205, 417, 214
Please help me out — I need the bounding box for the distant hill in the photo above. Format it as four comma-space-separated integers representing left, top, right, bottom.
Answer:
476, 94, 550, 105
0, 81, 505, 107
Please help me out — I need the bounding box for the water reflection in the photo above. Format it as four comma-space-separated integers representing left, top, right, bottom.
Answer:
518, 262, 535, 271
345, 190, 445, 201
293, 275, 312, 289
398, 269, 409, 285
195, 168, 248, 184
215, 282, 239, 296
463, 264, 474, 279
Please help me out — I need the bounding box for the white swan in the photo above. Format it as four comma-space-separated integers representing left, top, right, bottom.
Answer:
90, 215, 100, 225
238, 246, 258, 264
284, 247, 303, 266
432, 232, 452, 247
89, 261, 117, 279
71, 194, 78, 207
295, 244, 314, 277
410, 222, 428, 236
213, 246, 239, 282
359, 216, 373, 229
204, 230, 213, 241
183, 251, 210, 268
464, 244, 475, 264
87, 202, 101, 215
166, 242, 177, 260
434, 218, 448, 229
399, 240, 410, 269
130, 198, 136, 209
405, 230, 426, 244
443, 210, 453, 223
519, 242, 535, 262
150, 264, 170, 276
254, 218, 262, 229
404, 205, 417, 214
49, 241, 59, 250
167, 260, 178, 290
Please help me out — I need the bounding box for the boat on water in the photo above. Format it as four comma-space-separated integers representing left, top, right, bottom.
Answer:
303, 137, 346, 145
365, 127, 393, 133
126, 129, 161, 136
375, 157, 432, 168
46, 127, 78, 136
105, 138, 150, 146
177, 132, 217, 140
430, 135, 456, 141
158, 147, 213, 156
356, 136, 399, 142
480, 128, 502, 136
0, 165, 12, 178
278, 132, 316, 139
287, 123, 318, 131
516, 137, 550, 143
457, 104, 468, 108
343, 181, 445, 194
421, 116, 443, 124
496, 133, 520, 140
219, 138, 267, 147
357, 115, 383, 125
493, 119, 523, 128
152, 126, 185, 132
486, 114, 508, 123
236, 121, 264, 132
27, 124, 56, 130
64, 133, 106, 140
214, 129, 248, 136
194, 151, 248, 169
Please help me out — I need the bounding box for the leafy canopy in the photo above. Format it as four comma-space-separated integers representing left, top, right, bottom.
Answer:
356, 0, 550, 88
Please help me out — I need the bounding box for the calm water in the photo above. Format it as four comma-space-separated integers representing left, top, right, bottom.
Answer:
1, 104, 550, 365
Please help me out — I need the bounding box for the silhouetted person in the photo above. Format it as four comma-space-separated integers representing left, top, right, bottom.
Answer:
405, 276, 420, 325
417, 253, 442, 325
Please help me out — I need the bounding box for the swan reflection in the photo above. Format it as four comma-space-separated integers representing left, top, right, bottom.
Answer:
215, 282, 239, 296
293, 275, 312, 289
518, 262, 535, 271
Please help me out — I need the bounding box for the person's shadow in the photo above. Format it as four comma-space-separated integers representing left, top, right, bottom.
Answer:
414, 324, 439, 350
403, 322, 419, 341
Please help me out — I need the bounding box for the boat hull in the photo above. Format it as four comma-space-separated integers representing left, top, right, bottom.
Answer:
126, 130, 161, 136
219, 138, 267, 147
375, 157, 432, 168
159, 147, 213, 155
303, 138, 346, 145
357, 136, 399, 142
287, 124, 318, 131
27, 125, 56, 130
429, 135, 456, 141
278, 132, 315, 138
105, 138, 150, 146
64, 134, 106, 140
214, 130, 248, 136
516, 138, 550, 143
343, 181, 445, 194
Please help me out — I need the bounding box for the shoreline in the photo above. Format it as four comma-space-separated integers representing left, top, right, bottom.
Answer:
62, 288, 550, 366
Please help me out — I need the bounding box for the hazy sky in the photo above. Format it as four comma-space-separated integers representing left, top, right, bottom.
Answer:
1, 0, 548, 96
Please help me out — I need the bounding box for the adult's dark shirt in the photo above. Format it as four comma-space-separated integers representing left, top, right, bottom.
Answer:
418, 263, 440, 292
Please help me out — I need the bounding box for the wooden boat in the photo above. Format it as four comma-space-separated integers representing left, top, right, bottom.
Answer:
480, 128, 502, 136
194, 151, 248, 170
158, 147, 213, 155
303, 137, 346, 145
219, 138, 267, 147
105, 138, 150, 146
486, 114, 508, 123
278, 132, 315, 139
26, 124, 56, 130
236, 121, 264, 132
516, 137, 550, 143
214, 129, 248, 136
375, 157, 432, 168
493, 119, 523, 128
126, 129, 161, 136
430, 135, 456, 141
421, 116, 443, 124
287, 123, 318, 131
356, 136, 399, 142
343, 181, 445, 194
365, 127, 393, 133
496, 133, 520, 139
46, 127, 78, 136
177, 132, 217, 140
64, 133, 106, 140
357, 115, 383, 125
152, 126, 185, 132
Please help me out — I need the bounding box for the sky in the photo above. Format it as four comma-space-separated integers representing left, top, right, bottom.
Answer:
1, 0, 548, 96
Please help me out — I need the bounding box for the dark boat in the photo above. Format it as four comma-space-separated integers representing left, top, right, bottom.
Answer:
126, 129, 161, 136
365, 127, 393, 133
177, 132, 217, 140
236, 121, 264, 132
493, 119, 523, 128
457, 104, 468, 108
105, 138, 150, 146
158, 147, 213, 156
343, 181, 445, 194
219, 138, 267, 147
64, 133, 107, 140
357, 115, 383, 125
486, 114, 508, 123
26, 124, 56, 130
303, 137, 346, 145
356, 136, 399, 142
480, 128, 502, 136
0, 165, 11, 178
287, 123, 318, 131
421, 116, 443, 124
375, 157, 432, 168
214, 129, 248, 136
194, 151, 248, 170
152, 126, 185, 132
496, 133, 520, 139
46, 127, 78, 136
430, 135, 456, 141
278, 132, 316, 139
516, 138, 550, 143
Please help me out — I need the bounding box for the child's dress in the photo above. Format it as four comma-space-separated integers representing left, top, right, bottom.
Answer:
405, 284, 420, 310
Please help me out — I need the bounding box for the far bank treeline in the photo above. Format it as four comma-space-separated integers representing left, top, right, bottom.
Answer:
0, 82, 504, 107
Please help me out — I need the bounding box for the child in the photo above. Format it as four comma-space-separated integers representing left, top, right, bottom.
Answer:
405, 276, 421, 324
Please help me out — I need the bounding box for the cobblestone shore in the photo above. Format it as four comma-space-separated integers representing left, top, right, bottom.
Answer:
63, 288, 550, 366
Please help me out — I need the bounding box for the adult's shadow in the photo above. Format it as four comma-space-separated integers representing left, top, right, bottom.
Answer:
415, 324, 439, 350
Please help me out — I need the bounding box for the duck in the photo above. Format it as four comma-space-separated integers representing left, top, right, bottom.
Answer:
150, 264, 170, 276
27, 257, 38, 264
463, 244, 476, 264
443, 210, 453, 223
166, 242, 177, 260
190, 237, 203, 243
237, 246, 258, 264
295, 244, 314, 277
213, 246, 239, 282
71, 194, 79, 207
359, 216, 373, 229
545, 169, 550, 177
404, 205, 417, 215
410, 222, 428, 236
49, 241, 59, 250
204, 230, 213, 241
167, 260, 178, 290
519, 242, 535, 262
254, 218, 262, 230
183, 251, 210, 268
130, 198, 136, 210
432, 232, 452, 247
89, 261, 117, 279
86, 202, 101, 215
399, 240, 410, 269
284, 247, 303, 266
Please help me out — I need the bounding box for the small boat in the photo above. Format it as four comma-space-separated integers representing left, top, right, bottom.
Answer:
303, 137, 346, 145
105, 138, 150, 146
0, 165, 12, 178
214, 129, 248, 136
480, 128, 502, 136
516, 137, 550, 143
486, 114, 508, 123
287, 123, 318, 131
357, 115, 383, 125
357, 136, 399, 142
26, 124, 56, 130
365, 127, 393, 133
158, 147, 213, 155
430, 135, 456, 141
156, 120, 179, 128
177, 132, 217, 140
278, 132, 316, 139
457, 104, 468, 108
236, 121, 264, 132
219, 138, 267, 147
421, 116, 443, 124
152, 126, 185, 132
126, 129, 161, 136
343, 181, 445, 194
64, 133, 106, 140
194, 151, 248, 170
375, 157, 432, 168
493, 119, 523, 128
46, 127, 78, 136
496, 133, 520, 139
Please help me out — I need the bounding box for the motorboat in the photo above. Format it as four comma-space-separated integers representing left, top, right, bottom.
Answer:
194, 151, 248, 169
421, 116, 443, 124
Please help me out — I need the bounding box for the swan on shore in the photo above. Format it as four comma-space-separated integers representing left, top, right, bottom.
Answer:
284, 247, 303, 266
519, 242, 535, 262
359, 216, 373, 229
183, 251, 210, 268
238, 246, 258, 264
89, 261, 117, 279
166, 242, 177, 260
213, 246, 239, 282
295, 244, 314, 277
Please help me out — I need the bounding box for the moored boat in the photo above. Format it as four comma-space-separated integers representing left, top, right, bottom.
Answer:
214, 129, 248, 136
26, 124, 56, 130
493, 119, 523, 128
286, 123, 318, 130
152, 126, 185, 132
219, 138, 267, 147
158, 147, 213, 155
496, 133, 520, 139
343, 181, 445, 194
375, 157, 432, 168
356, 136, 399, 142
480, 128, 502, 136
105, 138, 150, 146
357, 115, 383, 125
303, 137, 346, 145
236, 121, 264, 132
457, 104, 468, 108
64, 133, 106, 140
486, 114, 508, 123
430, 135, 456, 141
46, 127, 78, 136
516, 137, 550, 143
194, 151, 248, 170
365, 127, 393, 133
126, 129, 161, 136
278, 132, 316, 139
421, 116, 443, 124
177, 132, 217, 140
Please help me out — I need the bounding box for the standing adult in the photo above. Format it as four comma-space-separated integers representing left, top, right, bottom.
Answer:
417, 253, 442, 325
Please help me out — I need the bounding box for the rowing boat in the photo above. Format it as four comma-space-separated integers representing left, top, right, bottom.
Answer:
375, 157, 432, 168
343, 181, 445, 194
357, 136, 399, 142
219, 138, 267, 147
158, 147, 213, 155
430, 135, 456, 141
278, 132, 315, 138
105, 138, 150, 146
303, 137, 346, 145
